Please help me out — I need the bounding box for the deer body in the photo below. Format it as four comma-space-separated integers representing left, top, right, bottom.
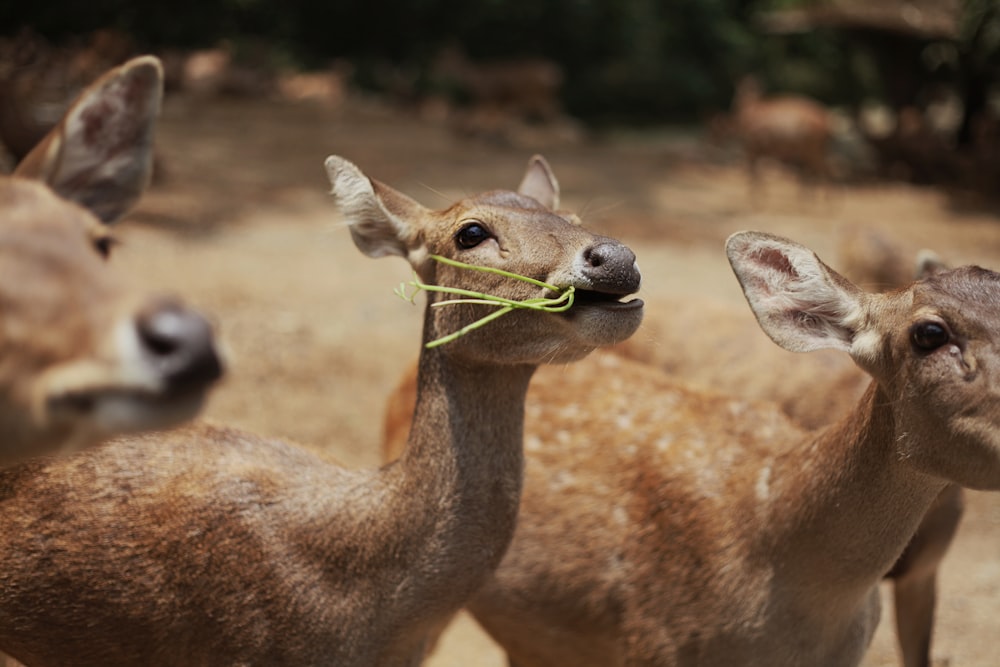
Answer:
0, 155, 642, 666
388, 232, 1000, 667
733, 77, 832, 193
469, 357, 928, 666
0, 55, 221, 464
0, 415, 518, 666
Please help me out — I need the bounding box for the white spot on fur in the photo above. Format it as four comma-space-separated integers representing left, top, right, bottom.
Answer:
549, 469, 575, 491
654, 435, 673, 452
612, 505, 628, 526
850, 328, 881, 367
755, 465, 772, 501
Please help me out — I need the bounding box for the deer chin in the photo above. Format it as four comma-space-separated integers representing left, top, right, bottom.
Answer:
562, 294, 645, 349
45, 384, 214, 442
37, 350, 222, 443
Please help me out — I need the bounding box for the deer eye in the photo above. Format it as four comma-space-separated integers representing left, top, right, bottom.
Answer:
911, 321, 950, 351
456, 222, 491, 249
93, 235, 116, 259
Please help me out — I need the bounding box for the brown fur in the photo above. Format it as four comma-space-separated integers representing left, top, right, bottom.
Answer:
0, 155, 643, 666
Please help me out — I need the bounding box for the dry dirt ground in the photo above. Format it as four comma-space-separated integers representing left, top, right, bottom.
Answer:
108, 92, 999, 666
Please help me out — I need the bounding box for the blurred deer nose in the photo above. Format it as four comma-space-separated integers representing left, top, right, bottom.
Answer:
137, 298, 224, 392
582, 240, 641, 294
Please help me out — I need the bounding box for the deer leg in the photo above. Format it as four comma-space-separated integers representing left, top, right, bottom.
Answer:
893, 572, 935, 667
887, 485, 964, 667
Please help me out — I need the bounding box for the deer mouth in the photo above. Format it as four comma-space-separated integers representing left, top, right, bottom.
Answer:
46, 382, 216, 435
564, 289, 644, 316
567, 288, 644, 312
42, 351, 223, 436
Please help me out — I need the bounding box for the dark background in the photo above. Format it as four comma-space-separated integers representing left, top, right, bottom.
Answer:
3, 0, 996, 126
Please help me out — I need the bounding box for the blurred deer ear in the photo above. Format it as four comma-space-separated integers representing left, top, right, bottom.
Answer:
517, 154, 559, 210
727, 231, 865, 354
915, 250, 948, 279
15, 56, 163, 224
325, 155, 427, 264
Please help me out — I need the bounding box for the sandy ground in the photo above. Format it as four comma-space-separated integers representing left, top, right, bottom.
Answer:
106, 92, 999, 666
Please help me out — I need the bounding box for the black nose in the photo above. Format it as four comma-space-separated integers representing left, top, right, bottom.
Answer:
582, 239, 641, 294
137, 298, 224, 393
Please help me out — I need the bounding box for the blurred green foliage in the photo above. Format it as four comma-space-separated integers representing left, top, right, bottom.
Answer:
1, 0, 995, 125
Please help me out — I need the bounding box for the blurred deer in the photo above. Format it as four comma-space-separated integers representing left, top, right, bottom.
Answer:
0, 55, 222, 464
731, 76, 832, 201
433, 46, 564, 141
0, 28, 137, 166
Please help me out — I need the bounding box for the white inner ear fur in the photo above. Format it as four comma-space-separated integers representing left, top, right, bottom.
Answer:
326, 157, 415, 261
61, 78, 134, 182
733, 235, 865, 354
517, 155, 560, 210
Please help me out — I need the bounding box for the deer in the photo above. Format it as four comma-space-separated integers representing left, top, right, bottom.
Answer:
730, 76, 832, 200
0, 154, 643, 666
431, 46, 565, 142
608, 301, 961, 667
0, 54, 223, 465
383, 237, 961, 667
382, 231, 998, 666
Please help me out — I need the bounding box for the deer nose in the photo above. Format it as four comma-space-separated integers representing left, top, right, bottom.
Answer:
136, 298, 224, 393
581, 240, 641, 294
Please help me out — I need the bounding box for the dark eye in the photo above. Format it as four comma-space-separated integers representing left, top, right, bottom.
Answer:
911, 321, 950, 351
456, 222, 491, 249
93, 236, 115, 259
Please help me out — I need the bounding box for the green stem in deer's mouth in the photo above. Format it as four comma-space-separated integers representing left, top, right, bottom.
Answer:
394, 254, 576, 348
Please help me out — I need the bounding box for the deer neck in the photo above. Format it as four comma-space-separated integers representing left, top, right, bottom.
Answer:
385, 311, 534, 587
766, 382, 947, 594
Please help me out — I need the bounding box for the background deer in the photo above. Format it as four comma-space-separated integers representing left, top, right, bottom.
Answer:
0, 155, 642, 666
729, 76, 832, 199
0, 55, 222, 465
0, 28, 137, 166
383, 234, 960, 667
388, 231, 999, 666
431, 45, 565, 142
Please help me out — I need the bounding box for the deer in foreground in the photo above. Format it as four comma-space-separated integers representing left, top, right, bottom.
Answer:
730, 76, 832, 199
605, 240, 961, 667
0, 155, 643, 666
386, 231, 997, 666
0, 55, 222, 465
610, 305, 961, 667
383, 238, 961, 667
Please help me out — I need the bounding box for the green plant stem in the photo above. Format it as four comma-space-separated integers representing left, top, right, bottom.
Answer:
395, 255, 576, 347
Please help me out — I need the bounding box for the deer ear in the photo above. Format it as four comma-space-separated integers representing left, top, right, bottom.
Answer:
325, 155, 426, 263
727, 231, 865, 354
517, 154, 559, 210
14, 55, 163, 224
915, 250, 948, 279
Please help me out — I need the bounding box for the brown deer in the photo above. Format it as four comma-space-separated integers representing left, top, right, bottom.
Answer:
601, 298, 962, 667
0, 28, 136, 166
0, 154, 643, 666
386, 231, 997, 666
383, 238, 961, 667
431, 46, 564, 142
0, 55, 222, 465
731, 76, 832, 199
